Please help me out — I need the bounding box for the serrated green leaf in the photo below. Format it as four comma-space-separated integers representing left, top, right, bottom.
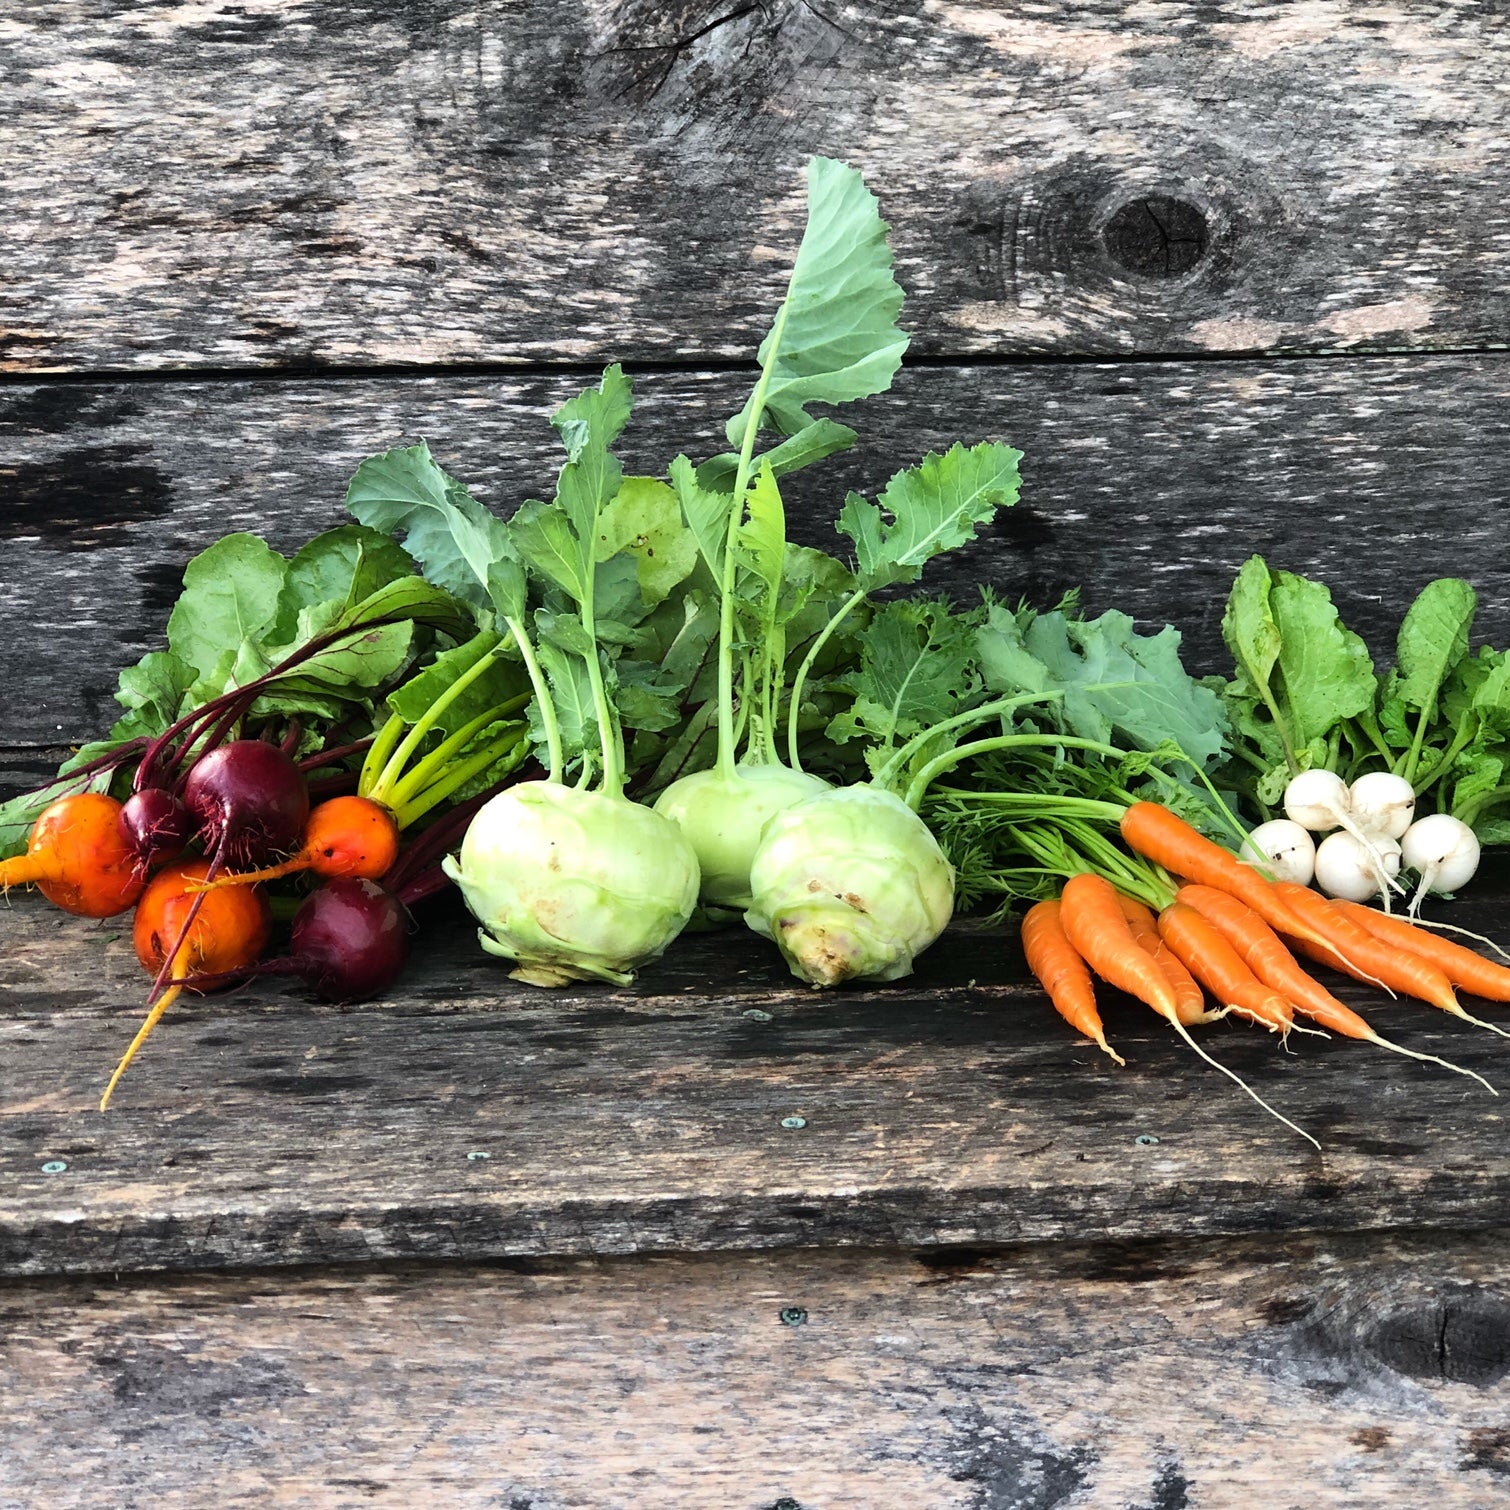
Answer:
345, 441, 526, 623
827, 599, 979, 749
837, 441, 1020, 591
669, 453, 729, 582
595, 476, 698, 607
696, 419, 858, 494
1267, 570, 1376, 750
726, 157, 908, 447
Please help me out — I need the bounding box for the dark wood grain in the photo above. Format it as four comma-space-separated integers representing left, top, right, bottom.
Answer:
4, 1229, 1510, 1506
5, 865, 1510, 1279
3, 1, 1508, 373
6, 355, 1510, 747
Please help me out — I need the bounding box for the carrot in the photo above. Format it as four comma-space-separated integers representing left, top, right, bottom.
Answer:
1177, 885, 1495, 1093
191, 796, 400, 892
1119, 802, 1332, 952
1275, 883, 1510, 1040
0, 793, 145, 918
1155, 902, 1293, 1033
100, 859, 272, 1111
1059, 874, 1180, 1021
1021, 899, 1124, 1065
1060, 875, 1317, 1146
1115, 894, 1219, 1026
1339, 902, 1510, 1002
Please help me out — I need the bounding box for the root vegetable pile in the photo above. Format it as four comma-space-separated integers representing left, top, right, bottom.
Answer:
6, 154, 1510, 1136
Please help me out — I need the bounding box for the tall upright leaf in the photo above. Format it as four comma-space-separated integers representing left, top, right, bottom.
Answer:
725, 157, 909, 448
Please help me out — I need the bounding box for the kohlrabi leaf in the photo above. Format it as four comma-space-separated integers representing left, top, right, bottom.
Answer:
345, 441, 527, 624
552, 364, 632, 569
1268, 569, 1376, 749
595, 476, 698, 607
725, 156, 908, 448
530, 640, 600, 775
166, 533, 289, 682
695, 418, 859, 494
1396, 577, 1477, 713
836, 441, 1021, 591
669, 454, 729, 581
827, 599, 980, 750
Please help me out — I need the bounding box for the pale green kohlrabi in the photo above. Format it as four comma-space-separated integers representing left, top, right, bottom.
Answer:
348, 366, 703, 988
654, 156, 907, 911
443, 782, 698, 987
746, 785, 955, 987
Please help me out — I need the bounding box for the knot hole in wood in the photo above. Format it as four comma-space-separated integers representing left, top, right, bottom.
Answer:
1100, 195, 1209, 278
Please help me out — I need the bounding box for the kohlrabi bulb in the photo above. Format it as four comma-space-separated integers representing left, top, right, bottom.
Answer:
654, 762, 831, 909
443, 781, 699, 987
745, 785, 955, 987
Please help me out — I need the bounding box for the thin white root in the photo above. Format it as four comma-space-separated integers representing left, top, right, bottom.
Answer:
1449, 1005, 1510, 1041
1095, 1034, 1127, 1068
1406, 915, 1510, 962
1168, 1014, 1320, 1149
1366, 1033, 1498, 1096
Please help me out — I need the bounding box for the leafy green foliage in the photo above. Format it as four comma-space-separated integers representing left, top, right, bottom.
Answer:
837, 441, 1021, 590
725, 157, 908, 448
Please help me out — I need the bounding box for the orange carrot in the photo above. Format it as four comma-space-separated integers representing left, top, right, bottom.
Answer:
1272, 883, 1461, 1012
1339, 902, 1510, 1002
1177, 885, 1495, 1092
1021, 899, 1124, 1065
1119, 802, 1331, 950
1059, 876, 1316, 1147
0, 793, 145, 918
1156, 902, 1293, 1033
1058, 874, 1180, 1021
1115, 894, 1218, 1026
192, 796, 400, 892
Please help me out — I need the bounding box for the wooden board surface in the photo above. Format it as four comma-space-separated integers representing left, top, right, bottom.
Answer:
8, 353, 1510, 748
4, 1, 1508, 373
5, 1228, 1510, 1507
6, 867, 1510, 1279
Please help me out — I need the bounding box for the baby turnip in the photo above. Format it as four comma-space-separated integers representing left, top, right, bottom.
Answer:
1401, 813, 1481, 911
1347, 771, 1416, 841
1238, 819, 1316, 886
1314, 829, 1402, 903
1283, 769, 1352, 833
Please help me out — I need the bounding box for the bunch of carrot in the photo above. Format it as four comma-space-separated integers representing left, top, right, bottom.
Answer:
1022, 801, 1510, 1142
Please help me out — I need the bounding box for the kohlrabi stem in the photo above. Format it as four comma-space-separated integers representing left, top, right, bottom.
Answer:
786, 585, 866, 771
369, 648, 502, 806
393, 731, 529, 828
718, 300, 792, 780
577, 583, 624, 800
360, 712, 408, 798
504, 616, 562, 784
872, 692, 1064, 794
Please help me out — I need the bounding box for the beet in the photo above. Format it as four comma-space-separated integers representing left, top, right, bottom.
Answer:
183, 739, 309, 870
289, 877, 410, 1002
118, 787, 193, 873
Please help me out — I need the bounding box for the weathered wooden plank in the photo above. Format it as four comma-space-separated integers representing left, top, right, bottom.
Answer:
4, 1229, 1510, 1507
4, 1, 1508, 372
5, 864, 1510, 1278
6, 354, 1510, 747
